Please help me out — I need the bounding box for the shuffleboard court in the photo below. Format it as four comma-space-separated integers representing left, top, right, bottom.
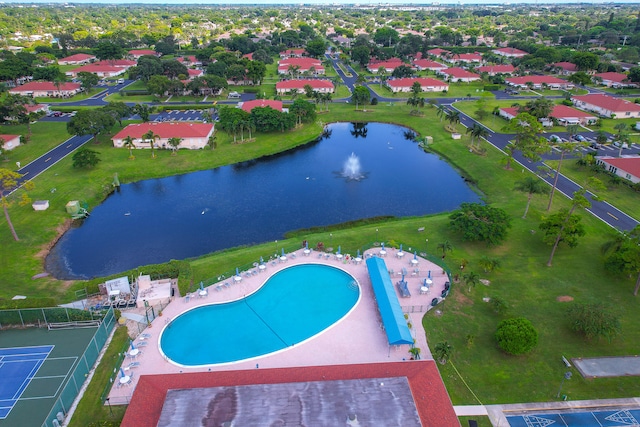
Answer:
0, 346, 53, 419
507, 408, 640, 426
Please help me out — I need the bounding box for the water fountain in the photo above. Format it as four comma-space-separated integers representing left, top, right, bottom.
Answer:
342, 152, 365, 181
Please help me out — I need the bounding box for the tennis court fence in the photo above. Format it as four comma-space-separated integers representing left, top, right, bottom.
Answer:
0, 306, 106, 330
40, 308, 116, 427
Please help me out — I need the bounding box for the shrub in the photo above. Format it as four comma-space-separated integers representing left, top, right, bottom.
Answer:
489, 295, 508, 315
566, 303, 620, 342
483, 84, 500, 91
371, 97, 378, 105
495, 317, 538, 355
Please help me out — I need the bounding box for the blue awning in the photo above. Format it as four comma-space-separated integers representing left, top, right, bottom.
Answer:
366, 257, 413, 346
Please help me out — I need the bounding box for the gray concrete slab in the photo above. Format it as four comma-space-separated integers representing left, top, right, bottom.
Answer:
573, 356, 640, 378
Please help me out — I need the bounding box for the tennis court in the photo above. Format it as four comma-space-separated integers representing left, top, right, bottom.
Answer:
507, 408, 640, 427
0, 326, 104, 427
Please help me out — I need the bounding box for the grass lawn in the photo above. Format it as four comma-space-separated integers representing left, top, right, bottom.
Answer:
2, 103, 640, 408
35, 88, 103, 104
0, 122, 71, 165
545, 158, 640, 222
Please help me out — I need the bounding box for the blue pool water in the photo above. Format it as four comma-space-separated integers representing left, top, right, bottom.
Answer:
160, 264, 360, 366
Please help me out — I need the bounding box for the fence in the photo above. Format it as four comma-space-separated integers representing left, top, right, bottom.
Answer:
40, 308, 116, 427
0, 307, 106, 329
99, 340, 134, 406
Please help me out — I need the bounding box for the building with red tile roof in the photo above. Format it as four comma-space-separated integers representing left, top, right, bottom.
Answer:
367, 59, 408, 73
386, 77, 448, 93
187, 68, 203, 79
128, 49, 158, 58
445, 53, 483, 64
240, 99, 283, 113
594, 72, 636, 88
9, 81, 81, 97
112, 122, 215, 150
437, 67, 481, 82
552, 62, 578, 75
412, 59, 447, 71
596, 156, 640, 184
477, 64, 515, 76
0, 134, 21, 151
571, 94, 640, 119
96, 59, 137, 68
279, 48, 306, 58
242, 52, 254, 60
120, 361, 458, 427
276, 79, 334, 94
58, 53, 96, 65
24, 103, 48, 114
278, 57, 324, 75
493, 47, 529, 58
499, 105, 597, 126
176, 55, 201, 66
506, 75, 573, 90
65, 64, 126, 78
427, 48, 449, 58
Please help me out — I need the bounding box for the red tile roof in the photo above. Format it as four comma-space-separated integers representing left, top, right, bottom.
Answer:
387, 77, 447, 88
451, 53, 482, 61
549, 104, 597, 119
10, 81, 81, 92
595, 72, 629, 84
96, 59, 136, 67
0, 134, 20, 142
177, 55, 198, 63
129, 49, 156, 56
572, 94, 640, 113
241, 99, 283, 112
506, 75, 570, 85
441, 67, 480, 79
278, 57, 322, 67
58, 53, 95, 62
112, 122, 214, 140
276, 79, 334, 90
427, 48, 449, 57
477, 64, 515, 74
121, 361, 458, 427
25, 104, 47, 113
553, 62, 578, 72
500, 107, 519, 117
598, 157, 640, 179
187, 69, 203, 77
412, 59, 447, 69
70, 64, 121, 73
493, 47, 529, 56
242, 52, 254, 60
280, 48, 306, 56
368, 60, 407, 70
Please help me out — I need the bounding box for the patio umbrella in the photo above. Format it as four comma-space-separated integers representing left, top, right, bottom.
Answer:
381, 242, 385, 250
281, 248, 285, 257
120, 368, 126, 377
428, 270, 431, 279
129, 340, 135, 350
235, 267, 240, 276
337, 246, 341, 254
357, 249, 361, 258
199, 281, 204, 291
400, 244, 403, 252
305, 241, 309, 249
413, 251, 417, 260
260, 256, 264, 265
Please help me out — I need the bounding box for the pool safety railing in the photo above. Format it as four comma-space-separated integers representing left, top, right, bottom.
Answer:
40, 308, 116, 427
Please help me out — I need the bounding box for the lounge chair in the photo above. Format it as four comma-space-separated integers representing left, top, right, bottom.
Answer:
135, 341, 148, 347
140, 333, 151, 339
396, 280, 411, 298
127, 362, 141, 369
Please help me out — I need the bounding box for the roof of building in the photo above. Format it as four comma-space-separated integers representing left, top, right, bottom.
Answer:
96, 59, 136, 67
549, 104, 598, 119
70, 64, 122, 73
412, 59, 446, 69
242, 52, 254, 60
177, 55, 198, 63
129, 49, 157, 56
187, 69, 203, 77
440, 67, 480, 78
368, 60, 407, 70
493, 47, 529, 56
280, 48, 306, 55
499, 107, 519, 117
112, 122, 214, 140
25, 103, 47, 113
451, 53, 482, 61
278, 57, 323, 68
240, 99, 283, 113
387, 77, 447, 88
10, 81, 81, 92
58, 53, 95, 62
597, 156, 640, 178
276, 79, 334, 90
0, 134, 20, 142
572, 93, 640, 113
506, 75, 570, 85
552, 62, 578, 72
477, 64, 515, 73
427, 48, 449, 56
594, 72, 629, 83
120, 361, 458, 427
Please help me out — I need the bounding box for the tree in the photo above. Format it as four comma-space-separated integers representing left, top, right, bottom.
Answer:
0, 169, 34, 241
67, 110, 116, 144
628, 67, 640, 84
142, 129, 160, 158
103, 102, 132, 127
246, 60, 266, 85
463, 271, 481, 293
523, 97, 554, 120
289, 98, 316, 126
478, 256, 500, 273
351, 85, 370, 111
572, 52, 599, 71
391, 65, 414, 78
134, 103, 154, 122
495, 318, 538, 355
566, 303, 621, 342
449, 203, 512, 246
72, 148, 101, 168
207, 133, 217, 150
77, 71, 99, 93
122, 136, 136, 160
466, 123, 489, 149
436, 104, 447, 122
540, 190, 590, 267
503, 112, 548, 169
134, 55, 164, 82
601, 226, 640, 295
433, 341, 453, 364
306, 37, 327, 57
514, 176, 550, 218
95, 41, 124, 60
436, 240, 452, 259
167, 137, 182, 155
351, 45, 370, 67
568, 71, 592, 86
546, 141, 584, 211
147, 75, 172, 98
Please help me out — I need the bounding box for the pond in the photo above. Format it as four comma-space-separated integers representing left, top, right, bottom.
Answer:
46, 122, 482, 279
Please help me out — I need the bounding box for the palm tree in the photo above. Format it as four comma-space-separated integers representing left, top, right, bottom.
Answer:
466, 124, 489, 149
445, 110, 461, 130
122, 135, 136, 160
437, 240, 453, 259
207, 133, 217, 150
436, 104, 447, 122
142, 129, 159, 158
167, 137, 182, 155
566, 124, 580, 141
433, 341, 453, 365
478, 256, 500, 273
463, 271, 481, 293
323, 92, 333, 112
514, 176, 550, 218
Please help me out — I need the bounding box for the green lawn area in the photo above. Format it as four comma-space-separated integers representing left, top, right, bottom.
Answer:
35, 88, 104, 104
368, 81, 493, 100
545, 158, 640, 222
0, 122, 71, 165
2, 102, 639, 409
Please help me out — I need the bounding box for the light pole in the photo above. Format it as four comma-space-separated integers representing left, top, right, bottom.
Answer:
556, 371, 572, 398
426, 239, 428, 254
275, 240, 278, 256
330, 233, 333, 249
376, 228, 379, 243
106, 398, 113, 416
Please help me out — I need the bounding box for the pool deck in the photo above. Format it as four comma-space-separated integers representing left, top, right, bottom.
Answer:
109, 246, 450, 402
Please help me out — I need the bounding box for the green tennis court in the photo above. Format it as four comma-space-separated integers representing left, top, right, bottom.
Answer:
0, 326, 102, 427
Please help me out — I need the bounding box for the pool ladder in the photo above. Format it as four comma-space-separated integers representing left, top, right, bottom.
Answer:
347, 280, 359, 292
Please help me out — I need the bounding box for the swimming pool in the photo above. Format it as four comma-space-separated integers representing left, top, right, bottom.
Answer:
159, 264, 360, 366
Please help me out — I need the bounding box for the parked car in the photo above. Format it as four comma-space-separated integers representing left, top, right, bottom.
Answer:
52, 111, 62, 117
589, 141, 600, 149
548, 135, 562, 143
574, 135, 586, 142
612, 141, 629, 149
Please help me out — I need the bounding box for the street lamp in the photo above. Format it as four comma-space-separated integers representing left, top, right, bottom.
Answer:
376, 228, 379, 243
330, 233, 333, 248
426, 239, 428, 254
105, 398, 113, 416
556, 371, 572, 398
